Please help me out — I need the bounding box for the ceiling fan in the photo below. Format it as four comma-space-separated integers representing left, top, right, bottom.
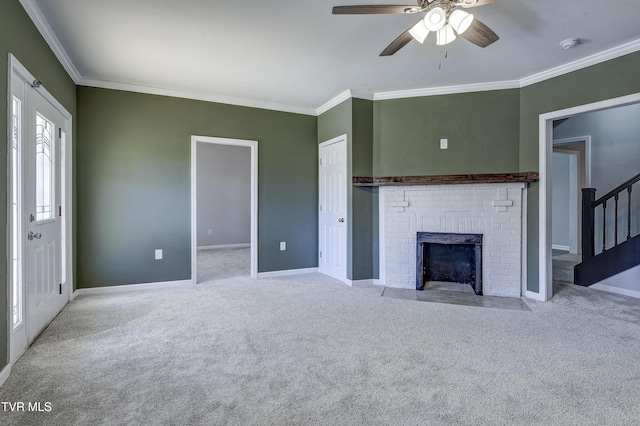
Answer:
333, 0, 501, 56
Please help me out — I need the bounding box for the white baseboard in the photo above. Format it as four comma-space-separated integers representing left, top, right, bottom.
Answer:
590, 283, 640, 299
552, 244, 570, 251
346, 279, 378, 287
524, 290, 545, 302
258, 267, 318, 278
197, 243, 250, 250
76, 280, 194, 296
0, 364, 11, 388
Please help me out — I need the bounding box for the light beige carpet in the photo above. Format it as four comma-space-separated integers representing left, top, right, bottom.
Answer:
1, 253, 640, 425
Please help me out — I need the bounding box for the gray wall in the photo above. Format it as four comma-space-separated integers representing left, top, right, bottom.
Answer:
197, 143, 251, 247
554, 103, 640, 196
552, 152, 571, 249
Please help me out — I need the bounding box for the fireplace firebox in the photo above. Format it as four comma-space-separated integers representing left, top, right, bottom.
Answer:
416, 232, 483, 295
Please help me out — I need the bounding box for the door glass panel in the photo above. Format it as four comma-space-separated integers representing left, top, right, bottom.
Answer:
35, 113, 55, 221
11, 96, 23, 329
60, 130, 66, 284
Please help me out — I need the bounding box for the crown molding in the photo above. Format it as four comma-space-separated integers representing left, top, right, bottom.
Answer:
319, 38, 640, 110
19, 0, 81, 83
374, 80, 521, 101
351, 90, 375, 101
316, 89, 374, 115
520, 38, 640, 87
316, 90, 352, 115
78, 78, 317, 116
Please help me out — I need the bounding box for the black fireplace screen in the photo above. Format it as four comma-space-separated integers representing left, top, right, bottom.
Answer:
416, 232, 483, 295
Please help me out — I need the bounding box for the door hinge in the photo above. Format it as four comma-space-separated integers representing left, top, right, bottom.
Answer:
59, 205, 62, 217
59, 283, 63, 295
320, 158, 322, 166
320, 204, 322, 212
320, 251, 322, 258
58, 127, 62, 139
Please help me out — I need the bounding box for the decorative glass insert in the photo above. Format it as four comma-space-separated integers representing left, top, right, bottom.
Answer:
35, 113, 55, 221
60, 130, 66, 284
12, 96, 23, 329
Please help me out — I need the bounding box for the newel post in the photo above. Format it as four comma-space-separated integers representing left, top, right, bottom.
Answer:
581, 188, 596, 260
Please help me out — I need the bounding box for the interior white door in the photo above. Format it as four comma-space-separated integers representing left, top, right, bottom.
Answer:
319, 137, 347, 282
25, 88, 66, 343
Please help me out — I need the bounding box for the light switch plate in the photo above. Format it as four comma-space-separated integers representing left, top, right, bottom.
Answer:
280, 242, 286, 251
155, 249, 163, 260
440, 139, 448, 149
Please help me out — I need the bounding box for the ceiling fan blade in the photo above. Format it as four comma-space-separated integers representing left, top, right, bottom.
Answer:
333, 5, 424, 15
459, 19, 499, 47
380, 24, 416, 56
458, 0, 501, 8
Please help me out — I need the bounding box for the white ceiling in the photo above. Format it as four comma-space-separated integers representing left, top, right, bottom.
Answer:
25, 0, 640, 114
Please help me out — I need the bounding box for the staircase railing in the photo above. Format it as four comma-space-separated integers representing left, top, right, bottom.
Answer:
581, 172, 640, 260
576, 173, 640, 287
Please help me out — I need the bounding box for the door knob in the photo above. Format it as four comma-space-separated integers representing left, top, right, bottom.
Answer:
27, 231, 42, 240
338, 218, 344, 223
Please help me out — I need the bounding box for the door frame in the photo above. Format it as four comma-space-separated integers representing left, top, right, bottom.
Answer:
551, 149, 579, 253
318, 134, 349, 283
537, 92, 640, 301
190, 136, 258, 281
7, 54, 74, 363
553, 136, 592, 187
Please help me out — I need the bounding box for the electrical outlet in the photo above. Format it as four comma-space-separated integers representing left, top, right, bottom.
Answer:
280, 241, 286, 251
207, 229, 212, 235
155, 249, 163, 260
440, 139, 448, 149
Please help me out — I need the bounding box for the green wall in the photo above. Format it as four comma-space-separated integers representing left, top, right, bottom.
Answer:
0, 0, 77, 369
77, 87, 318, 286
519, 51, 640, 292
352, 99, 376, 281
317, 98, 377, 281
374, 89, 521, 176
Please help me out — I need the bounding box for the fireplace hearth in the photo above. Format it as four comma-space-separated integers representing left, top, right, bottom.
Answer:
416, 232, 483, 295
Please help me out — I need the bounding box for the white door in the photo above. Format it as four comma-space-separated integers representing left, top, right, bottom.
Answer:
319, 136, 348, 282
9, 60, 69, 361
26, 90, 66, 343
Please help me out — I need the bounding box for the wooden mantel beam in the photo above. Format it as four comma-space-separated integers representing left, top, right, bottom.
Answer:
353, 172, 539, 187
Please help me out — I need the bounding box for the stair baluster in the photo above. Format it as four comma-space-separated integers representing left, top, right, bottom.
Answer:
575, 172, 640, 287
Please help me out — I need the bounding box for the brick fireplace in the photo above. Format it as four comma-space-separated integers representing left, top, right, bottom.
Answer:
380, 183, 526, 297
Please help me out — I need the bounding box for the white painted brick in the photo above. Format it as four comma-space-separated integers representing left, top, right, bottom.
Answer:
383, 183, 523, 298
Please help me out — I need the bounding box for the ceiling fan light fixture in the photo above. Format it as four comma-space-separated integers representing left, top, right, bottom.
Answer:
409, 20, 430, 43
404, 7, 422, 14
424, 7, 446, 31
436, 24, 456, 46
449, 9, 474, 34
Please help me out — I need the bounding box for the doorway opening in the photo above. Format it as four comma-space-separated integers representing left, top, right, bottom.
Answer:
539, 92, 640, 301
551, 137, 590, 288
190, 136, 258, 282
